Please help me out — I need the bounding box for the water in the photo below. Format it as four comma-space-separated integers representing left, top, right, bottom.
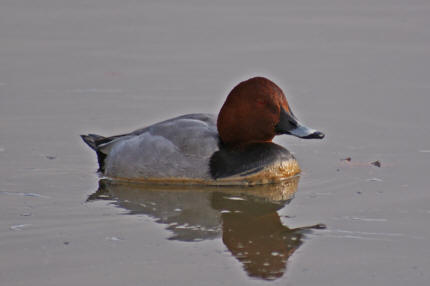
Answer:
1, 1, 430, 285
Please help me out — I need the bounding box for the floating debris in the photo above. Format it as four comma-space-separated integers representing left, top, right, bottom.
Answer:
45, 155, 56, 160
370, 160, 381, 167
341, 157, 351, 162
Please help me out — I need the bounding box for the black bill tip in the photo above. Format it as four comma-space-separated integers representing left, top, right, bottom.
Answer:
303, 131, 325, 139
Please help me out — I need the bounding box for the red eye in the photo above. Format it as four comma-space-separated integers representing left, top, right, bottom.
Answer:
256, 99, 266, 106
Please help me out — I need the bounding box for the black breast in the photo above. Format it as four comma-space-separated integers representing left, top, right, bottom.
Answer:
209, 142, 294, 179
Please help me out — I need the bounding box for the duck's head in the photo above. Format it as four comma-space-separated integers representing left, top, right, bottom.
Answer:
217, 77, 324, 147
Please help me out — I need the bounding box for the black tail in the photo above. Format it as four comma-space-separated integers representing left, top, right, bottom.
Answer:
81, 134, 106, 150
80, 134, 108, 173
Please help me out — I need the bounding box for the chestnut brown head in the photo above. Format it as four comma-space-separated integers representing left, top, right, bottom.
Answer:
217, 77, 324, 147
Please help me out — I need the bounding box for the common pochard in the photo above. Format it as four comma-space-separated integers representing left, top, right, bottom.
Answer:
81, 77, 324, 185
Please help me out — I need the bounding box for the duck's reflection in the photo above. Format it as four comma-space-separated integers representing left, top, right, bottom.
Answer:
88, 178, 324, 281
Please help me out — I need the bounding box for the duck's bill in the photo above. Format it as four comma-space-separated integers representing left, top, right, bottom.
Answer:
287, 124, 325, 139
275, 107, 325, 139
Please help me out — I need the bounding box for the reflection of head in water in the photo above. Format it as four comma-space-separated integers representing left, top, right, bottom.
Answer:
88, 178, 324, 281
211, 192, 303, 280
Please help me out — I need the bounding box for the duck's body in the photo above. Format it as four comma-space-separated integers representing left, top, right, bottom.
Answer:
82, 77, 323, 185
82, 113, 300, 185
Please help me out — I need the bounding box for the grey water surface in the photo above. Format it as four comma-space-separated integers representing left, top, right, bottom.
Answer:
1, 1, 430, 285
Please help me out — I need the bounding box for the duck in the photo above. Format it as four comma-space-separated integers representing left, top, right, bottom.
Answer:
81, 77, 324, 185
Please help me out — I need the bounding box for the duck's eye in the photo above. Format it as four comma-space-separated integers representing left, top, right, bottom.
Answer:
256, 99, 266, 106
